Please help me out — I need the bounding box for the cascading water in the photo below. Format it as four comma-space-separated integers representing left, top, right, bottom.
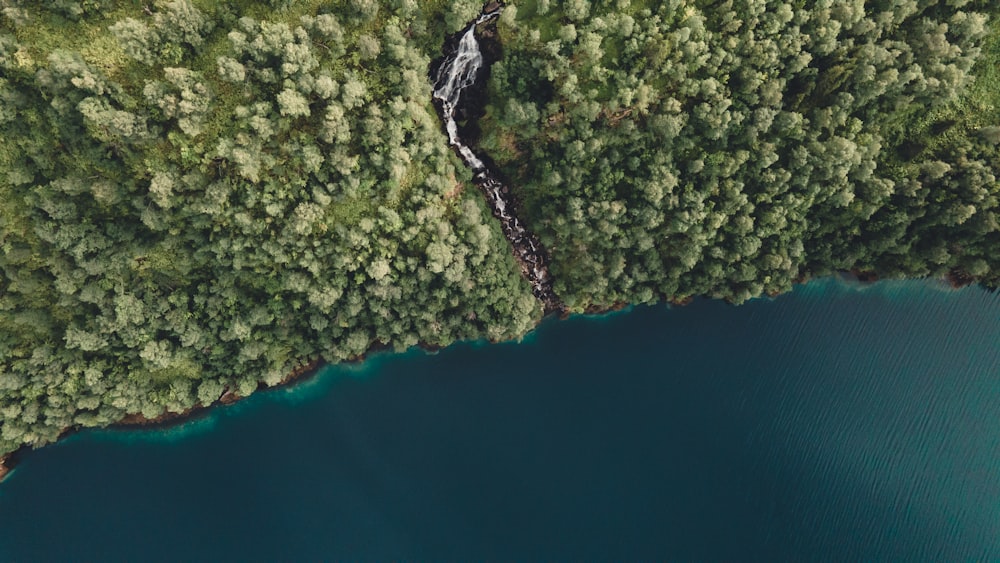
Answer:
431, 5, 503, 172
431, 2, 564, 314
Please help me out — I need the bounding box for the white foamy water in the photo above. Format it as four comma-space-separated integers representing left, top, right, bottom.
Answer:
429, 3, 562, 312
431, 7, 502, 172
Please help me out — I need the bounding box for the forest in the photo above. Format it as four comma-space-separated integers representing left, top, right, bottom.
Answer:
0, 0, 539, 457
1, 0, 999, 459
482, 0, 1000, 308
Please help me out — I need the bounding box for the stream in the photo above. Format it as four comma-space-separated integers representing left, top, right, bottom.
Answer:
430, 2, 564, 314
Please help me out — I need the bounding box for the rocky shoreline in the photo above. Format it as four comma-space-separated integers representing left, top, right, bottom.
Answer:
0, 357, 322, 483
1, 269, 988, 483
0, 333, 491, 482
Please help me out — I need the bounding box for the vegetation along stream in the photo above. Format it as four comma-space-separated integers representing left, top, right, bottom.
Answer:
430, 1, 564, 314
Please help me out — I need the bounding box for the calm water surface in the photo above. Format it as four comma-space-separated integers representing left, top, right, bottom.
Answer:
1, 278, 999, 560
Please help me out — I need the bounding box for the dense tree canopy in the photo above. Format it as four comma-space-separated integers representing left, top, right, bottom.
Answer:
0, 0, 538, 455
1, 0, 999, 458
482, 0, 1000, 308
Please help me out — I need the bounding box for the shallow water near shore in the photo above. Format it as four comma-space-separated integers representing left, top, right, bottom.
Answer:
2, 277, 1000, 560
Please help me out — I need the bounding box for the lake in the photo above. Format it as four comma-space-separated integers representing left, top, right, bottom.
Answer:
1, 277, 999, 560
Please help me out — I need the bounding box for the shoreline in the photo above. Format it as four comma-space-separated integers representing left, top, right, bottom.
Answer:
0, 272, 991, 483
0, 338, 450, 483
114, 357, 323, 430
0, 357, 322, 483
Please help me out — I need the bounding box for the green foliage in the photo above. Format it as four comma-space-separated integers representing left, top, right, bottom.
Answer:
109, 0, 213, 65
482, 0, 1000, 309
0, 0, 540, 456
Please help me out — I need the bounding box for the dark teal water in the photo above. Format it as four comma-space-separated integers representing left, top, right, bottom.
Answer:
2, 278, 1000, 561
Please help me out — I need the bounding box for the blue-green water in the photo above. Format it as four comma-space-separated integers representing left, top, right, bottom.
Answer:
2, 278, 1000, 560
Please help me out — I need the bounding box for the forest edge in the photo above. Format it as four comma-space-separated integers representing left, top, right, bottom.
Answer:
3, 267, 982, 483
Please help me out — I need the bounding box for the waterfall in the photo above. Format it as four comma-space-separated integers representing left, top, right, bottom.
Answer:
431, 13, 496, 171
430, 3, 565, 314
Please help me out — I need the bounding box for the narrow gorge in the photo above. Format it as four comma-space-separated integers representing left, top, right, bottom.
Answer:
429, 2, 564, 315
